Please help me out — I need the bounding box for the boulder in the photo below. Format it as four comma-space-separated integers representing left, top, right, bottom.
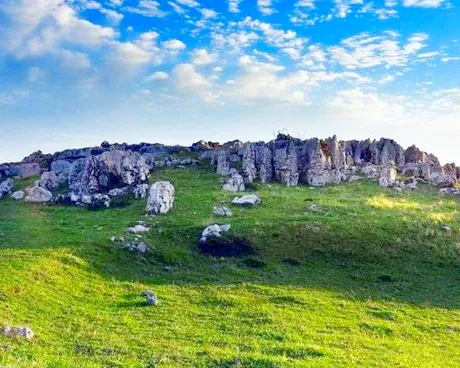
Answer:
232, 194, 261, 206
9, 163, 41, 178
24, 187, 52, 203
0, 178, 14, 199
37, 171, 59, 191
213, 206, 233, 217
108, 187, 130, 197
223, 172, 245, 192
216, 151, 230, 176
200, 224, 232, 244
133, 183, 149, 199
379, 166, 397, 188
146, 181, 175, 214
50, 160, 72, 176
11, 191, 25, 200
429, 173, 457, 188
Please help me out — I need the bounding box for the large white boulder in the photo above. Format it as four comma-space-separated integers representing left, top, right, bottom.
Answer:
146, 181, 175, 214
0, 178, 14, 199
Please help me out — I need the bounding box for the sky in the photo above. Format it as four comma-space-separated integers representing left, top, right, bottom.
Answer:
0, 0, 459, 164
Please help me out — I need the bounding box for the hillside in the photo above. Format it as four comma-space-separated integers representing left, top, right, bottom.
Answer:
1, 164, 460, 367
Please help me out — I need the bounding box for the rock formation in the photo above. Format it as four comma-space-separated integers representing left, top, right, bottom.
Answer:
146, 181, 175, 214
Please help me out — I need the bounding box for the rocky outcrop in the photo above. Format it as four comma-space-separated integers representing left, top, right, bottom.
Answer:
146, 181, 175, 214
7, 163, 41, 178
201, 134, 458, 189
69, 150, 149, 203
37, 171, 59, 191
379, 166, 397, 187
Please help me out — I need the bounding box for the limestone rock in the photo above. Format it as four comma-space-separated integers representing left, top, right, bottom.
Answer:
50, 160, 71, 176
200, 224, 232, 243
146, 181, 175, 214
108, 187, 130, 197
24, 186, 52, 203
213, 206, 233, 217
223, 172, 245, 192
232, 194, 261, 206
128, 224, 150, 234
379, 166, 397, 187
11, 191, 24, 200
0, 178, 14, 199
37, 171, 59, 191
133, 183, 149, 199
216, 150, 230, 176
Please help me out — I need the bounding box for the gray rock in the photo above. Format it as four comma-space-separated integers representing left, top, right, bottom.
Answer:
50, 160, 71, 176
146, 181, 175, 214
11, 191, 24, 200
213, 206, 233, 217
3, 326, 34, 340
379, 166, 397, 187
429, 172, 457, 188
0, 178, 14, 199
133, 183, 149, 199
232, 194, 261, 206
37, 171, 59, 191
223, 172, 245, 192
108, 187, 130, 197
216, 150, 230, 176
128, 224, 150, 234
24, 186, 52, 203
200, 224, 232, 243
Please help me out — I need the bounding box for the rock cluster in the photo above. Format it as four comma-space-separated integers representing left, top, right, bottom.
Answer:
201, 134, 459, 189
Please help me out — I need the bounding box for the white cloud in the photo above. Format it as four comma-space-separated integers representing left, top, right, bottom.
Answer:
441, 56, 460, 62
145, 71, 170, 81
163, 39, 186, 53
191, 49, 217, 65
0, 1, 115, 58
258, 0, 277, 15
296, 0, 315, 8
417, 51, 439, 58
228, 0, 242, 13
200, 8, 218, 18
176, 0, 200, 7
403, 0, 446, 8
173, 63, 210, 89
330, 32, 429, 69
168, 1, 186, 14
59, 49, 91, 69
333, 0, 364, 18
124, 0, 168, 17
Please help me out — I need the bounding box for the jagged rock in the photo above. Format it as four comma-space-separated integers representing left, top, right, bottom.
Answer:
223, 172, 245, 192
216, 150, 230, 176
429, 172, 457, 188
213, 206, 233, 217
242, 144, 257, 183
50, 160, 71, 176
0, 178, 14, 199
9, 163, 41, 178
379, 166, 397, 187
255, 144, 273, 183
232, 194, 261, 206
133, 183, 149, 199
200, 224, 232, 244
69, 150, 149, 200
3, 326, 34, 340
37, 171, 59, 191
11, 191, 24, 200
146, 181, 175, 214
24, 187, 52, 203
273, 140, 299, 186
125, 241, 149, 255
361, 165, 380, 179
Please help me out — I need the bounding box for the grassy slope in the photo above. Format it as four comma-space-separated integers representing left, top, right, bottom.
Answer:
0, 166, 460, 367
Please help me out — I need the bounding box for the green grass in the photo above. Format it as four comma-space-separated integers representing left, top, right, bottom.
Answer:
1, 166, 460, 367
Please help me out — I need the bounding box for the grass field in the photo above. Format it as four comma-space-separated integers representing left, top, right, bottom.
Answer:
1, 165, 460, 367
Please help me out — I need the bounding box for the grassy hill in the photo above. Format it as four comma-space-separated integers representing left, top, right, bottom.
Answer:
1, 165, 460, 367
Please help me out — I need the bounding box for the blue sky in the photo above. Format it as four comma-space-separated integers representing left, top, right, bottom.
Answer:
0, 0, 459, 163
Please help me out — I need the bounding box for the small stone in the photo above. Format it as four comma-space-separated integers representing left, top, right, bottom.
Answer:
11, 191, 25, 200
128, 224, 150, 234
231, 194, 261, 206
147, 296, 158, 306
3, 326, 34, 340
213, 206, 233, 217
